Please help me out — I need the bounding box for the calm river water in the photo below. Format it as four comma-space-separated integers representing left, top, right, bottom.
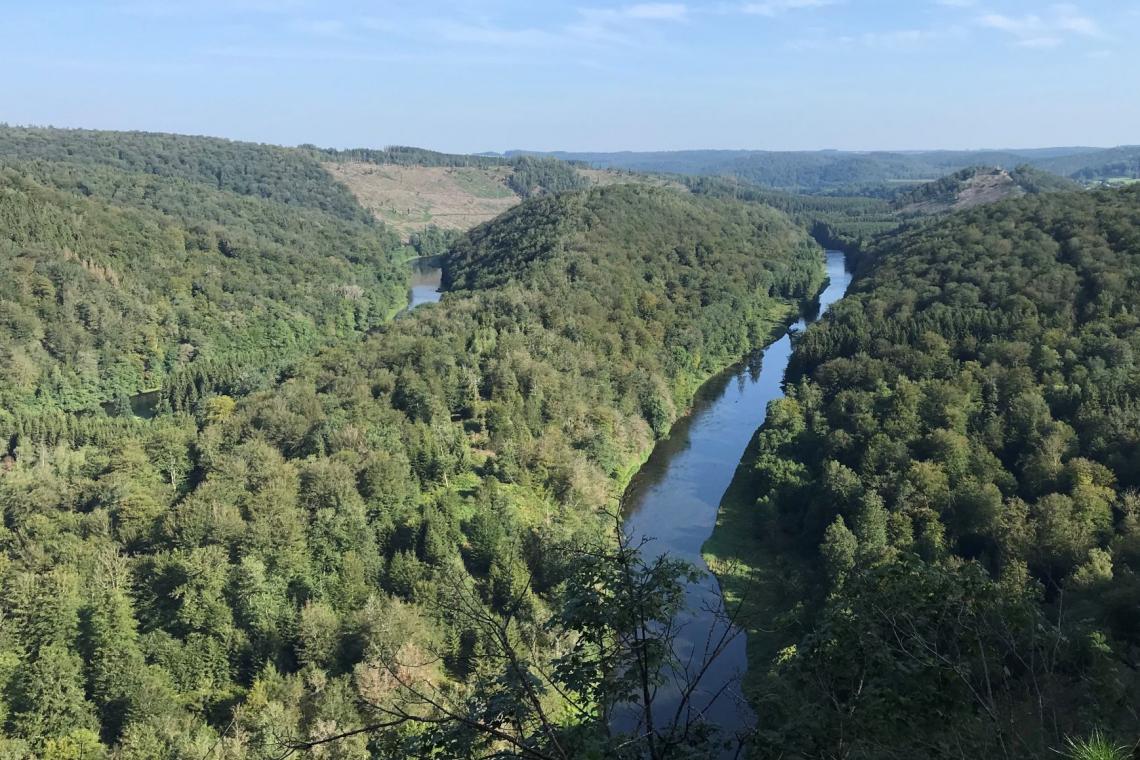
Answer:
619, 250, 853, 746
406, 256, 443, 311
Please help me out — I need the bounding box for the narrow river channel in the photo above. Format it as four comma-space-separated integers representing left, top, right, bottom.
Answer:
406, 256, 443, 311
619, 250, 853, 746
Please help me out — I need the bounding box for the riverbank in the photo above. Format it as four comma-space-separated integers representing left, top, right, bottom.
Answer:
701, 252, 853, 724
701, 432, 817, 706
613, 252, 846, 746
613, 298, 805, 500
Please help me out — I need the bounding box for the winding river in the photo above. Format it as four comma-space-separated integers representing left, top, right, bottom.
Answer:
619, 250, 853, 745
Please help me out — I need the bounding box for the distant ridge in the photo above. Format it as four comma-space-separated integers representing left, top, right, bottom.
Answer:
504, 146, 1140, 194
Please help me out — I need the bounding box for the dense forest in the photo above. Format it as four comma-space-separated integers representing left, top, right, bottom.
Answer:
4, 125, 1137, 758
683, 175, 900, 255
0, 130, 409, 419
517, 148, 989, 194
686, 166, 1086, 261
0, 127, 371, 221
1036, 146, 1140, 183
711, 186, 1140, 757
0, 153, 824, 759
310, 145, 513, 169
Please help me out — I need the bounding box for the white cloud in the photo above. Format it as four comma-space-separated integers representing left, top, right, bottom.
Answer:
115, 0, 312, 17
300, 19, 347, 37
435, 22, 560, 48
577, 3, 688, 23
1053, 5, 1101, 36
567, 3, 690, 46
800, 23, 964, 51
623, 3, 689, 20
978, 12, 1041, 35
432, 4, 688, 53
1017, 36, 1063, 48
859, 28, 934, 47
741, 0, 836, 16
976, 4, 1103, 48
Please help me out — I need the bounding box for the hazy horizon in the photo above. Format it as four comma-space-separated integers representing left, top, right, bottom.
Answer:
0, 121, 1131, 156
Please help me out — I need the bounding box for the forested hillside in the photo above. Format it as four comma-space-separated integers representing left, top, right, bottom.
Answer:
0, 128, 408, 418
687, 166, 1083, 260
0, 182, 823, 757
710, 186, 1140, 757
516, 148, 982, 194
684, 175, 900, 255
0, 127, 370, 220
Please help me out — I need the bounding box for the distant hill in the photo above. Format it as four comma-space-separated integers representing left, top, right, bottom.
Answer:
505, 149, 759, 175
1036, 145, 1140, 182
893, 165, 1080, 215
321, 147, 680, 239
0, 126, 371, 220
507, 146, 1134, 194
682, 165, 1081, 257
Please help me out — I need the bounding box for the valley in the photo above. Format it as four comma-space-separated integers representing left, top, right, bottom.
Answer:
0, 124, 1137, 760
620, 251, 853, 749
11, 0, 1140, 753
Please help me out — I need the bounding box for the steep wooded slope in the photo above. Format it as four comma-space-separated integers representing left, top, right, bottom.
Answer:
0, 129, 408, 416
710, 186, 1140, 758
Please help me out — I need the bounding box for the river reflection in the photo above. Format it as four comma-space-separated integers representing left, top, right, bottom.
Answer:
405, 256, 443, 311
616, 251, 853, 750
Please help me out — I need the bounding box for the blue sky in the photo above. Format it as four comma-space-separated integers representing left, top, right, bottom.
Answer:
1, 1, 1137, 152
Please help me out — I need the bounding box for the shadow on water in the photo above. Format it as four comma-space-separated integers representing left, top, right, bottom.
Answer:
614, 252, 854, 753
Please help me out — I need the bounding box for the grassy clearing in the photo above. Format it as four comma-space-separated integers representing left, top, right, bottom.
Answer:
328, 161, 688, 240
325, 162, 521, 238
